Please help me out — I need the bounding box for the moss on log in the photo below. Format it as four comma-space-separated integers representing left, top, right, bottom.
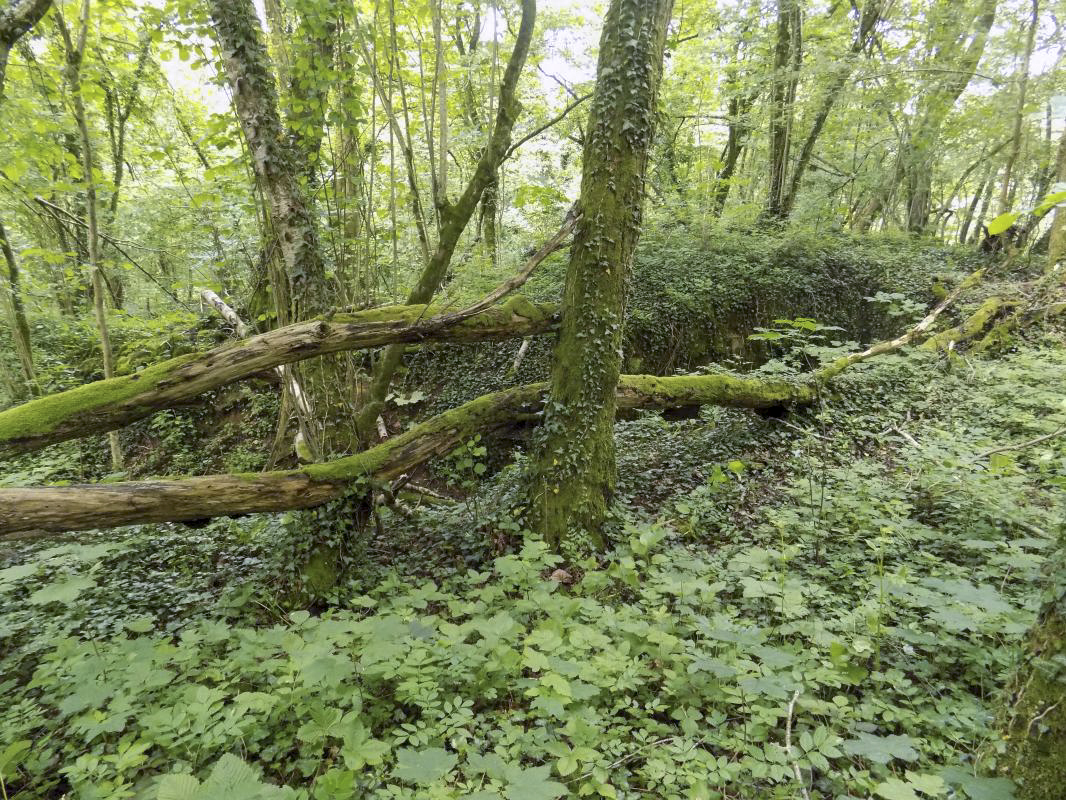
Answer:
0, 372, 811, 535
0, 297, 556, 457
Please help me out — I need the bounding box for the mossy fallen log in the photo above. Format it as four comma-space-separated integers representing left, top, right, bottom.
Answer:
0, 372, 810, 535
0, 296, 556, 457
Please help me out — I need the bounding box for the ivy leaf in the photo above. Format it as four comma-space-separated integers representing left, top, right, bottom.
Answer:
29, 575, 95, 605
392, 747, 457, 785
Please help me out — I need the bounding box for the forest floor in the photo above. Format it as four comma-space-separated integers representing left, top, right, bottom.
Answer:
1, 316, 1063, 799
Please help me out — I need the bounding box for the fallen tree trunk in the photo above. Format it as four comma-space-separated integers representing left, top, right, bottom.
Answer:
0, 372, 810, 535
0, 296, 556, 457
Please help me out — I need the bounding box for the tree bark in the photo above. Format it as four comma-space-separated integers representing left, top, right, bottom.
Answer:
0, 0, 53, 100
0, 296, 557, 457
996, 539, 1066, 799
764, 0, 801, 220
209, 0, 330, 320
529, 0, 674, 546
1046, 119, 1066, 273
2, 259, 1029, 537
903, 0, 996, 234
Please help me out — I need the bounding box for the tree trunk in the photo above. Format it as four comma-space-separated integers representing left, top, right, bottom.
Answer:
710, 92, 756, 217
529, 0, 674, 547
1046, 118, 1066, 273
903, 0, 997, 234
0, 220, 37, 396
2, 259, 1018, 537
764, 0, 801, 220
998, 0, 1038, 214
959, 155, 996, 243
352, 0, 536, 445
0, 296, 555, 456
0, 2, 55, 397
778, 0, 881, 218
0, 0, 53, 100
996, 540, 1066, 799
57, 0, 123, 471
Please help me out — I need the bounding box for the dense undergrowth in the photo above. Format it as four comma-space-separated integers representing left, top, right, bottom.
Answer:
2, 305, 1063, 797
405, 227, 970, 418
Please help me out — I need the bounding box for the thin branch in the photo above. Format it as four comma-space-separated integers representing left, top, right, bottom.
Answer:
434, 204, 579, 325
975, 426, 1066, 460
504, 93, 592, 160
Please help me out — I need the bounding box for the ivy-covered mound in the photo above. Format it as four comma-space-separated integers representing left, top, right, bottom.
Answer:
405, 227, 970, 416
2, 329, 1063, 799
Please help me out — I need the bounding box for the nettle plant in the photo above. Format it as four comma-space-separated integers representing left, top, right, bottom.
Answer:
749, 317, 846, 369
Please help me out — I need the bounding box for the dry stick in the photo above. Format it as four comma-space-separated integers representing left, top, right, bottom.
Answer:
199, 289, 319, 459
975, 426, 1066, 460
784, 689, 812, 800
815, 267, 986, 381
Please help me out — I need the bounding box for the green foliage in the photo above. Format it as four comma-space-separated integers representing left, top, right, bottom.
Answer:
2, 336, 1064, 799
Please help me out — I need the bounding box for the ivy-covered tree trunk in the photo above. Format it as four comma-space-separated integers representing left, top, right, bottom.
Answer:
0, 0, 52, 99
996, 541, 1066, 799
529, 0, 673, 548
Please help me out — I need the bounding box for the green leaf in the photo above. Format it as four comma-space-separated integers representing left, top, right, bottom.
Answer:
841, 732, 920, 764
125, 616, 156, 633
393, 747, 457, 785
986, 212, 1020, 236
905, 772, 947, 796
288, 609, 310, 625
0, 740, 31, 778
503, 765, 567, 800
157, 773, 201, 800
875, 778, 921, 800
940, 767, 1015, 800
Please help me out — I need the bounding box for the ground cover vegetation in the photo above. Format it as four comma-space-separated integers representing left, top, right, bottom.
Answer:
1, 0, 1065, 797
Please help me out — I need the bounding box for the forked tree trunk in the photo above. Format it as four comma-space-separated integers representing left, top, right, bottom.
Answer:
528, 0, 674, 547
